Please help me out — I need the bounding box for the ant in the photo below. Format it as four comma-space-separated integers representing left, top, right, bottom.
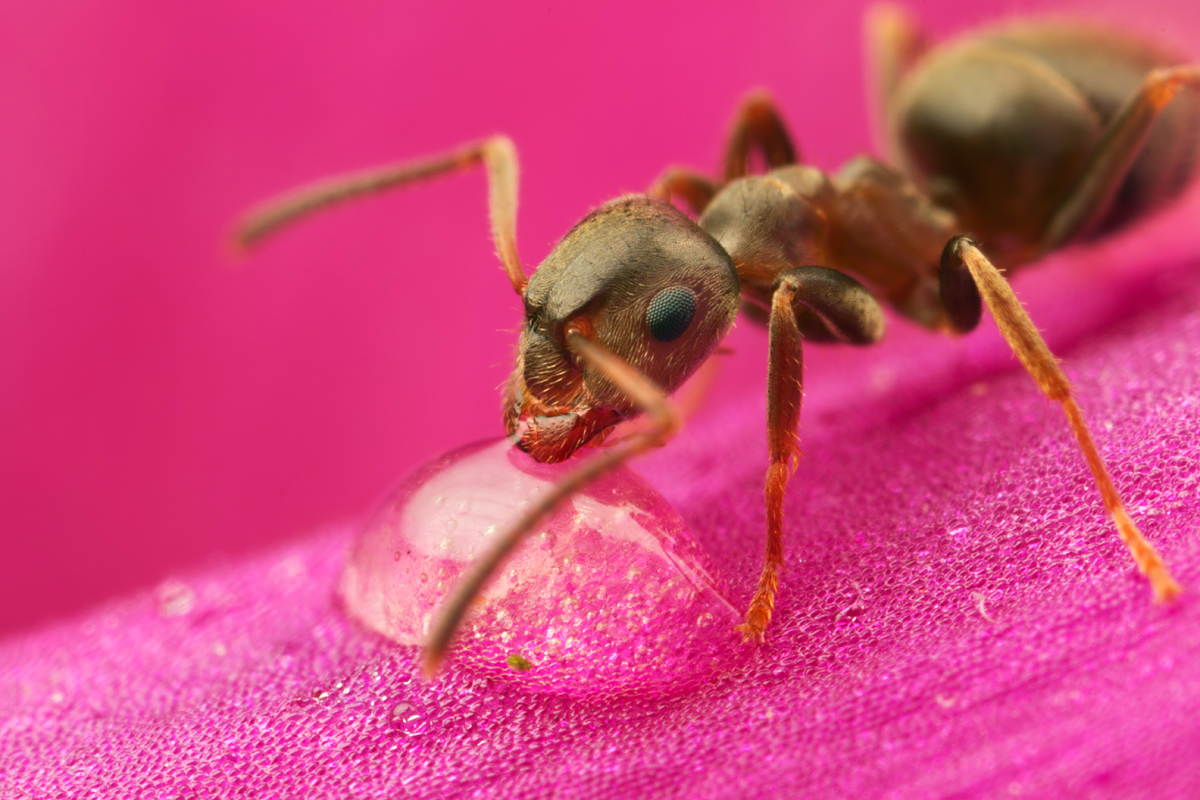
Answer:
236, 6, 1199, 675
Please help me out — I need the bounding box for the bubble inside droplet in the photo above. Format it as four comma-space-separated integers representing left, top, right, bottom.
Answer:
340, 438, 740, 696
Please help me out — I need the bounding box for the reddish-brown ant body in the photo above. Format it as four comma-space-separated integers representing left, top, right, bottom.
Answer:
237, 6, 1199, 673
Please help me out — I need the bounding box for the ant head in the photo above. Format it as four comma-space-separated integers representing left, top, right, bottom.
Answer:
506, 197, 740, 462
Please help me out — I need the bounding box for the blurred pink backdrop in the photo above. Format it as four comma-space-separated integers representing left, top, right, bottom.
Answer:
2, 0, 1198, 637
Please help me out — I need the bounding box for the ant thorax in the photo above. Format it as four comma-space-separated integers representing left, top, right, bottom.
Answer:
825, 157, 959, 329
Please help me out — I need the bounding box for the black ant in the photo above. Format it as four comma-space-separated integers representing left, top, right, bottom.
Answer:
236, 6, 1199, 674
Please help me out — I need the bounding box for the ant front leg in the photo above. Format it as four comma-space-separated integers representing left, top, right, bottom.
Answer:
739, 267, 885, 641
423, 330, 680, 674
650, 91, 799, 215
234, 136, 529, 294
940, 236, 1182, 602
647, 168, 719, 216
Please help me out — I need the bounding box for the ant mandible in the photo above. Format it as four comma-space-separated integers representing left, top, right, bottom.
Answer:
236, 6, 1199, 674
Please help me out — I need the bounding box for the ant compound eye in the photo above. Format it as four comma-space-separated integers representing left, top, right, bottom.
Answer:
646, 286, 697, 342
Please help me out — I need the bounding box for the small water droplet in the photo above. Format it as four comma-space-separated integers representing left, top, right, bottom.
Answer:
390, 701, 428, 736
156, 580, 195, 617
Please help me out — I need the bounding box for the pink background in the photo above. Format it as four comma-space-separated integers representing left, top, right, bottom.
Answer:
2, 0, 1199, 637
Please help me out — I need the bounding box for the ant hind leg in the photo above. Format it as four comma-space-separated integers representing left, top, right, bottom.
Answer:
942, 236, 1182, 602
864, 4, 929, 161
1040, 65, 1200, 252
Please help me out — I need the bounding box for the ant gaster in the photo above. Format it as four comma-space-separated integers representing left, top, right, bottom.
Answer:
237, 6, 1199, 674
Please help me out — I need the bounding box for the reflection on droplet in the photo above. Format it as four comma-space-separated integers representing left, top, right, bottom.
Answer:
339, 438, 741, 697
390, 701, 428, 737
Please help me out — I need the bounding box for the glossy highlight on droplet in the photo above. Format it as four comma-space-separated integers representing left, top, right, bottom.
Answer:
389, 700, 428, 737
339, 439, 741, 696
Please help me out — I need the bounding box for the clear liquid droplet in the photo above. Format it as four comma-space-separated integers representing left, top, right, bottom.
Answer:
340, 438, 740, 697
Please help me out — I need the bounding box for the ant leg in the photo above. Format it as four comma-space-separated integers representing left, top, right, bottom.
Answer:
863, 4, 928, 160
1040, 66, 1200, 252
234, 136, 528, 294
942, 236, 1182, 602
422, 330, 680, 675
937, 234, 983, 334
723, 90, 800, 182
650, 91, 797, 212
647, 168, 719, 216
739, 267, 885, 641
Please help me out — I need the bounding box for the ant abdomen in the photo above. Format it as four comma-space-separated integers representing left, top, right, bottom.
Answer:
893, 23, 1200, 256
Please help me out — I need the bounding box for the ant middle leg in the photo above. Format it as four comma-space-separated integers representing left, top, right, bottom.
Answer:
739, 267, 885, 641
940, 236, 1182, 602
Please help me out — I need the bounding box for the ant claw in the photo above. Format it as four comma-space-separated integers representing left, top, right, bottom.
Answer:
736, 620, 768, 644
